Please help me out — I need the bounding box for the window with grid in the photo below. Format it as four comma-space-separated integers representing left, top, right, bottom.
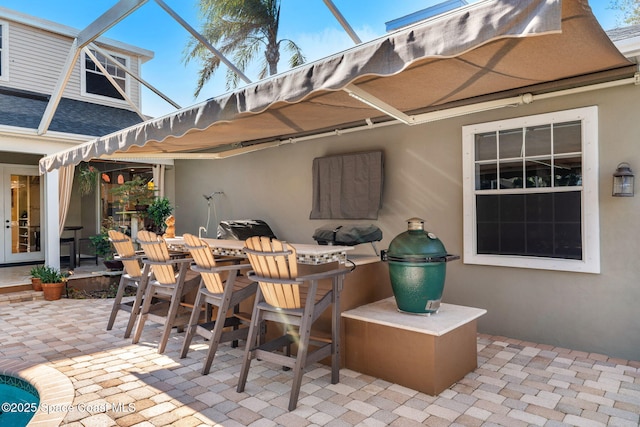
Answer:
83, 49, 127, 100
462, 107, 600, 273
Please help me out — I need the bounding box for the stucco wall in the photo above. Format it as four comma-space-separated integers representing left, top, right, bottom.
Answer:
174, 83, 640, 361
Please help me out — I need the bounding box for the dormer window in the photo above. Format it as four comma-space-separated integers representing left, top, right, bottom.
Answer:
82, 49, 128, 100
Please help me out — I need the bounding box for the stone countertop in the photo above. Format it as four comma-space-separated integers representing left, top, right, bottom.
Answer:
342, 297, 487, 336
164, 237, 354, 265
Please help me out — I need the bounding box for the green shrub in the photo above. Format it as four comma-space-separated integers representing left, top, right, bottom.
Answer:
39, 266, 66, 284
29, 265, 46, 279
89, 231, 115, 261
147, 197, 174, 234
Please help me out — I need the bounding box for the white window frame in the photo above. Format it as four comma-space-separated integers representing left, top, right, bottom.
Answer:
462, 106, 600, 273
81, 48, 129, 103
0, 21, 8, 82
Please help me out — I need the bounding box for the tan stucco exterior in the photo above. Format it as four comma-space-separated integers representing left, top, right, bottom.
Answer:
173, 83, 640, 361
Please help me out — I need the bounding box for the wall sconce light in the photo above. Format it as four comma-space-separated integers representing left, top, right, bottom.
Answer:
612, 162, 634, 197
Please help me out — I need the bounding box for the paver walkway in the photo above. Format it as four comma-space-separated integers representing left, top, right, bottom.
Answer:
0, 297, 638, 426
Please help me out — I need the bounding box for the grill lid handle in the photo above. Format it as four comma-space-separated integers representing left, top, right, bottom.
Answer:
381, 250, 460, 263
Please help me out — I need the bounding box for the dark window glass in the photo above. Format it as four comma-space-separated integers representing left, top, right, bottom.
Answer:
475, 132, 496, 161
476, 163, 497, 190
554, 156, 582, 186
525, 124, 551, 156
476, 192, 582, 259
85, 50, 126, 99
499, 128, 523, 159
86, 72, 125, 100
554, 121, 581, 154
525, 159, 552, 188
499, 160, 523, 189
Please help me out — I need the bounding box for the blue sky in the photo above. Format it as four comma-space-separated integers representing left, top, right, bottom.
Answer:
1, 1, 622, 117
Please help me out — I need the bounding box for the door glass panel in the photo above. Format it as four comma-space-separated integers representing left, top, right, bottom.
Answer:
11, 174, 40, 253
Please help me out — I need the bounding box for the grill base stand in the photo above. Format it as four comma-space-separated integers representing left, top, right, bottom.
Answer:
342, 297, 486, 395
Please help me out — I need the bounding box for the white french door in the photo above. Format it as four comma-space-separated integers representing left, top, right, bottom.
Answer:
1, 165, 43, 263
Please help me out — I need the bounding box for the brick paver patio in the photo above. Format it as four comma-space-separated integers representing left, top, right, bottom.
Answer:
0, 296, 639, 426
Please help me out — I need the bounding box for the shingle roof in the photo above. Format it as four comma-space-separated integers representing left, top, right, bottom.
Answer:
0, 87, 144, 137
606, 24, 640, 42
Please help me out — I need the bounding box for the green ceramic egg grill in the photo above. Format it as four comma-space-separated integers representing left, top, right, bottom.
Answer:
381, 217, 459, 314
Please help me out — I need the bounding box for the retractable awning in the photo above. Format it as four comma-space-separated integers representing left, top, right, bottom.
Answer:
40, 0, 635, 173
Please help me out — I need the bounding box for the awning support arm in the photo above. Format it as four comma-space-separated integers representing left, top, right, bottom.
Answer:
344, 84, 414, 124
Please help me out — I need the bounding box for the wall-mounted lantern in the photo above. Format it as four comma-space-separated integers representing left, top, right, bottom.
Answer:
612, 162, 634, 197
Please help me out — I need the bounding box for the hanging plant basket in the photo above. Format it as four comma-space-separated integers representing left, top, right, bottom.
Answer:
77, 162, 99, 197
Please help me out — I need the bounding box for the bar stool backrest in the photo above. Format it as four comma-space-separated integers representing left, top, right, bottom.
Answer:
244, 236, 300, 309
183, 233, 225, 294
137, 230, 176, 285
108, 229, 142, 278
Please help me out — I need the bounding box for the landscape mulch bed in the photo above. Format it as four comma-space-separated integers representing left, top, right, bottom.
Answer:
66, 284, 136, 299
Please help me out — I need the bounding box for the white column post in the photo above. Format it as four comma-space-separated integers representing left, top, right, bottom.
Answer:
44, 169, 61, 269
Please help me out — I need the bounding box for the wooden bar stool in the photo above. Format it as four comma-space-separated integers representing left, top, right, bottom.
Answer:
179, 233, 257, 374
132, 230, 199, 354
236, 236, 351, 411
107, 230, 151, 338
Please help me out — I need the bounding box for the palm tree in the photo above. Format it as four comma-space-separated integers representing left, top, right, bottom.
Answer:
184, 0, 306, 97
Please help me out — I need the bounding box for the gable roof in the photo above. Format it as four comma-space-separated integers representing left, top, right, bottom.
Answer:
40, 0, 635, 172
0, 87, 144, 137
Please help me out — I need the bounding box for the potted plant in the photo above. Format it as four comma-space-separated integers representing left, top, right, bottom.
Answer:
147, 197, 174, 234
110, 176, 156, 211
29, 265, 46, 291
40, 266, 67, 301
89, 229, 123, 270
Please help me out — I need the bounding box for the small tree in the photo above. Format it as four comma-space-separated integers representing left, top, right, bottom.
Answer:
89, 231, 115, 261
147, 197, 174, 234
110, 176, 155, 210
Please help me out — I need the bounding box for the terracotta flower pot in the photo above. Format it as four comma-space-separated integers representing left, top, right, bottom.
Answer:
31, 277, 43, 292
42, 282, 65, 301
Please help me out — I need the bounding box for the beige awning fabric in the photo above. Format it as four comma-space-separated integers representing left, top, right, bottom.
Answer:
40, 0, 634, 173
